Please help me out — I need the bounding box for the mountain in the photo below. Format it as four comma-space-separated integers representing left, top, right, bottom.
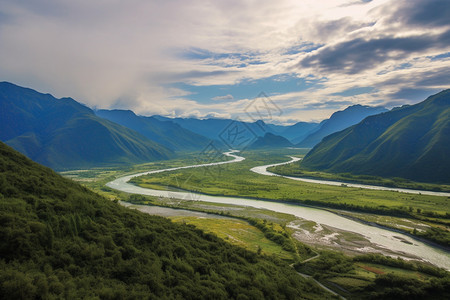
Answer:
296, 105, 388, 147
153, 116, 272, 149
155, 106, 382, 149
281, 122, 321, 144
301, 90, 450, 183
0, 141, 327, 299
0, 82, 172, 170
95, 109, 212, 151
154, 116, 319, 145
153, 116, 264, 140
250, 133, 294, 149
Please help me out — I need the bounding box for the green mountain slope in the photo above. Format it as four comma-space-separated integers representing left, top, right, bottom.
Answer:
0, 82, 172, 170
297, 105, 388, 148
301, 90, 450, 183
95, 109, 212, 151
0, 141, 327, 299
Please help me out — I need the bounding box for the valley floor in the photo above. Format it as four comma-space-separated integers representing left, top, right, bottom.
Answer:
62, 148, 450, 299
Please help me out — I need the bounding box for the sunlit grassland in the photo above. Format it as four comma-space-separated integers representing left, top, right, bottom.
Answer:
169, 216, 295, 259
125, 196, 316, 262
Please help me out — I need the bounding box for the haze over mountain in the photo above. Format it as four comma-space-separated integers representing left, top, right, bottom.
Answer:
154, 116, 263, 140
301, 90, 450, 183
0, 82, 172, 170
95, 109, 212, 151
296, 105, 388, 148
250, 133, 293, 149
280, 122, 321, 144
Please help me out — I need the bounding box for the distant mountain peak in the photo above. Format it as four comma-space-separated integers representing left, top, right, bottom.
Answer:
250, 132, 293, 149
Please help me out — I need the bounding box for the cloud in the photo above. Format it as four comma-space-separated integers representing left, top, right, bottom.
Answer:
415, 67, 450, 87
211, 94, 234, 101
304, 17, 374, 43
304, 100, 355, 109
340, 0, 374, 7
204, 112, 232, 119
299, 30, 450, 74
387, 0, 450, 28
171, 70, 238, 82
389, 88, 441, 101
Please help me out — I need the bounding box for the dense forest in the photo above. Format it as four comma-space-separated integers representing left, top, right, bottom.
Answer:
0, 141, 329, 299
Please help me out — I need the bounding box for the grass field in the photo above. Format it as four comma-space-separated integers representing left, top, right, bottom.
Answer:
169, 216, 295, 259
125, 195, 316, 262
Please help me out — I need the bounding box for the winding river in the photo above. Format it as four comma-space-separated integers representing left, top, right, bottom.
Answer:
107, 151, 450, 270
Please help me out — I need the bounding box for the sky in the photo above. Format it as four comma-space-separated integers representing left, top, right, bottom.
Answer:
0, 0, 449, 124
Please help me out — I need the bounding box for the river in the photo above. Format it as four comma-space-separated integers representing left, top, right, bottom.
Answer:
107, 151, 450, 270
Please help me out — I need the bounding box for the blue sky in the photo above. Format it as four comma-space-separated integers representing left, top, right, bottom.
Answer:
0, 0, 449, 124
170, 75, 314, 104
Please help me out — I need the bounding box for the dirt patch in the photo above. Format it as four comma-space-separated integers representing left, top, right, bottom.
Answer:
359, 265, 385, 275
288, 219, 423, 260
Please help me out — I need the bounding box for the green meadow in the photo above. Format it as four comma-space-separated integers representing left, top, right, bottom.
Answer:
169, 216, 295, 259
